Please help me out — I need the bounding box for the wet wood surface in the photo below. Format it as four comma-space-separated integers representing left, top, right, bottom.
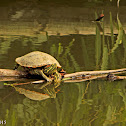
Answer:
0, 68, 126, 83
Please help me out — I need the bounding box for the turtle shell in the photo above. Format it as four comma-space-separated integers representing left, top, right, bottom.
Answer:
15, 51, 61, 68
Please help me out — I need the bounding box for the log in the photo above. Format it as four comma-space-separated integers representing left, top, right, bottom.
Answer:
1, 68, 126, 84
0, 68, 126, 78
64, 68, 126, 78
0, 69, 27, 77
6, 74, 126, 86
1, 68, 126, 77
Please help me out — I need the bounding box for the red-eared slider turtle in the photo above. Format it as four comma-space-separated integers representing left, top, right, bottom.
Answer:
15, 51, 63, 82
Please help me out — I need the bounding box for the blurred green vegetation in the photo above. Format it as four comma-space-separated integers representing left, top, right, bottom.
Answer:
0, 0, 124, 7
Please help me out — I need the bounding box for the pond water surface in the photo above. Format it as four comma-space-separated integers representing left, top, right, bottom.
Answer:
0, 0, 126, 126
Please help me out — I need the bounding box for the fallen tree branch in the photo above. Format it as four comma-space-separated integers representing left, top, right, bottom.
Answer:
0, 68, 126, 77
117, 76, 126, 79
1, 68, 126, 84
5, 74, 126, 86
64, 68, 126, 78
0, 69, 27, 77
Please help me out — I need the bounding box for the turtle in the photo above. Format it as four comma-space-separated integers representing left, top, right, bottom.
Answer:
15, 51, 64, 82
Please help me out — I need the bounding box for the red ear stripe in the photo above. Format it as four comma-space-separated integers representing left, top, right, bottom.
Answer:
46, 64, 51, 67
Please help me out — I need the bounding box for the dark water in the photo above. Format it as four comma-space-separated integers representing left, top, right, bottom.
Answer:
0, 0, 126, 126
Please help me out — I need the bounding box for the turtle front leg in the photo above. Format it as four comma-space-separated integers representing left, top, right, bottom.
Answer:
53, 71, 62, 88
34, 69, 52, 82
54, 71, 61, 83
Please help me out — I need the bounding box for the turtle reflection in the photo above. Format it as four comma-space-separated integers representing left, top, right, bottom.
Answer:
13, 81, 60, 101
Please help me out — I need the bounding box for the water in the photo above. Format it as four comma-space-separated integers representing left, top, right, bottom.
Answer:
0, 0, 126, 126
